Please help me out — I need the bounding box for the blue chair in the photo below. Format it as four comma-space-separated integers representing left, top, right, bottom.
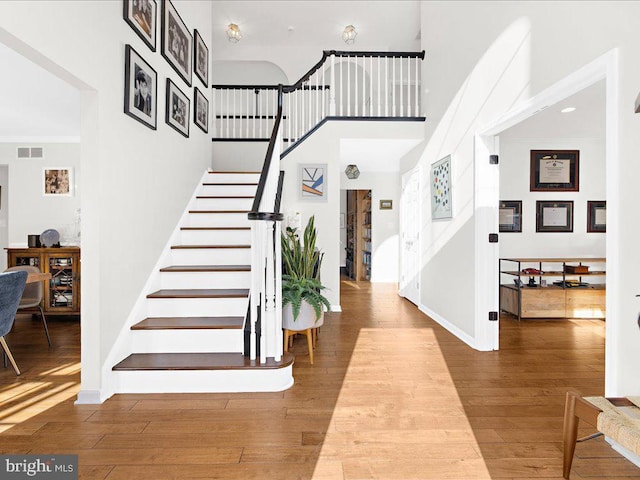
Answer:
0, 270, 28, 375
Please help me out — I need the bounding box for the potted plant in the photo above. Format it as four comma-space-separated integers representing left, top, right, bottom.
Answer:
281, 215, 331, 330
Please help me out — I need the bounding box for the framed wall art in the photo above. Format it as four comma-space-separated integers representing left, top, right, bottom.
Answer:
530, 150, 579, 191
379, 199, 393, 210
124, 44, 157, 130
587, 200, 606, 232
430, 155, 452, 220
123, 0, 157, 51
43, 168, 73, 196
536, 200, 573, 232
499, 200, 522, 232
299, 164, 327, 201
161, 0, 192, 86
193, 29, 209, 87
165, 78, 190, 137
194, 87, 208, 133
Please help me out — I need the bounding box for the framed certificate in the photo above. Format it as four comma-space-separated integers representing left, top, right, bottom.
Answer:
499, 200, 522, 232
587, 201, 606, 232
536, 200, 573, 232
530, 150, 579, 191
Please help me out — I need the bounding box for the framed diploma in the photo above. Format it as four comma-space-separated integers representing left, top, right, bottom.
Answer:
536, 200, 573, 232
587, 201, 606, 232
499, 200, 522, 232
530, 150, 579, 191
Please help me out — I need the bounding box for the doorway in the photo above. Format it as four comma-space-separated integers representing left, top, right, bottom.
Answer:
344, 189, 371, 281
400, 166, 420, 305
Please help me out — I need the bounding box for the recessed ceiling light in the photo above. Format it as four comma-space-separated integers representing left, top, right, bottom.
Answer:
561, 107, 576, 113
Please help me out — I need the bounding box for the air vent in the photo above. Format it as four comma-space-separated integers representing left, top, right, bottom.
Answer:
16, 147, 44, 159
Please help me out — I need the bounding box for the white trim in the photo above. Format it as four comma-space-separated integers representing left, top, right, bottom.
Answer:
74, 390, 107, 405
418, 303, 484, 351
609, 438, 640, 469
330, 304, 342, 312
0, 136, 81, 143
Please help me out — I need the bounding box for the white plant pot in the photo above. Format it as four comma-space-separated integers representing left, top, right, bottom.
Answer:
283, 301, 324, 331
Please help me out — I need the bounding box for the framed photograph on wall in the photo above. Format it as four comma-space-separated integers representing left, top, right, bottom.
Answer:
193, 29, 209, 87
536, 200, 573, 232
194, 87, 208, 133
165, 78, 190, 137
430, 155, 452, 220
587, 200, 606, 232
379, 200, 393, 210
530, 150, 579, 191
123, 44, 157, 130
499, 200, 522, 232
43, 168, 73, 196
123, 0, 157, 51
161, 0, 192, 86
299, 164, 327, 201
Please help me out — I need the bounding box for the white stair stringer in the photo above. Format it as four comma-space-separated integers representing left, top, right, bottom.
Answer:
96, 170, 294, 401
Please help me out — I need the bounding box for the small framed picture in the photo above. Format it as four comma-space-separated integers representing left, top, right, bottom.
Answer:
43, 168, 73, 196
194, 87, 209, 133
536, 200, 574, 232
530, 150, 579, 192
430, 155, 452, 220
193, 29, 209, 87
124, 44, 157, 130
587, 201, 606, 232
123, 0, 157, 51
299, 164, 327, 202
161, 0, 192, 86
340, 213, 345, 229
379, 199, 393, 210
499, 200, 522, 232
165, 78, 190, 137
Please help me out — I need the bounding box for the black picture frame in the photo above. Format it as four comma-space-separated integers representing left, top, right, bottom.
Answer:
124, 44, 157, 130
499, 200, 522, 232
536, 200, 574, 233
165, 78, 190, 137
161, 0, 192, 86
194, 87, 209, 134
193, 29, 209, 87
587, 201, 606, 232
123, 0, 157, 51
530, 150, 579, 192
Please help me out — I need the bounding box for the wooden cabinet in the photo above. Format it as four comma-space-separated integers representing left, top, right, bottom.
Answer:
7, 247, 81, 316
345, 190, 371, 281
499, 258, 605, 320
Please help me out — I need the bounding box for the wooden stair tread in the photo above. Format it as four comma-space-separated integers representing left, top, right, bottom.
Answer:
159, 265, 251, 272
146, 289, 249, 298
113, 352, 294, 371
188, 210, 250, 213
180, 227, 250, 231
171, 244, 250, 249
132, 317, 244, 330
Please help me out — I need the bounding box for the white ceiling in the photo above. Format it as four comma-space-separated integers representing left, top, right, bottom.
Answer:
0, 41, 80, 141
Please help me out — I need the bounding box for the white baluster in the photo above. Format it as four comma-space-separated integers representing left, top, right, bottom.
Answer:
415, 56, 419, 117
330, 55, 336, 116
361, 56, 365, 116
400, 56, 404, 117
385, 57, 389, 116
377, 57, 381, 116
315, 71, 319, 126
369, 56, 373, 116
392, 58, 396, 117
347, 59, 351, 116
322, 66, 327, 119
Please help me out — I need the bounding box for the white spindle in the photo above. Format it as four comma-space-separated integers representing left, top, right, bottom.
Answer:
315, 71, 319, 126
415, 56, 419, 116
225, 89, 230, 138
377, 56, 381, 116
392, 58, 396, 117
369, 56, 373, 116
361, 56, 365, 116
347, 59, 351, 116
322, 66, 326, 119
385, 57, 389, 116
400, 57, 404, 117
330, 55, 336, 116
245, 89, 249, 137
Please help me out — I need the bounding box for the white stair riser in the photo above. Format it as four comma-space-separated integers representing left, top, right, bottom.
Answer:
194, 197, 253, 210
147, 297, 248, 317
171, 248, 251, 265
206, 173, 260, 183
185, 213, 250, 227
200, 185, 257, 197
159, 271, 250, 289
131, 329, 243, 353
112, 366, 294, 393
179, 228, 251, 245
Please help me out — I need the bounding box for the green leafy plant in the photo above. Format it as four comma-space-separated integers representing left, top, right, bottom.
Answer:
281, 216, 330, 321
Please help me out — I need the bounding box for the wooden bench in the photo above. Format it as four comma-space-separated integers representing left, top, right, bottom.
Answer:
563, 392, 640, 478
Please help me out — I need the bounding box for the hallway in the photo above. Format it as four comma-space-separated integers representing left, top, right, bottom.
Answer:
0, 282, 638, 479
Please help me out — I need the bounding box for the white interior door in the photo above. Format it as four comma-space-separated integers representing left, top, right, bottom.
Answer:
400, 166, 421, 305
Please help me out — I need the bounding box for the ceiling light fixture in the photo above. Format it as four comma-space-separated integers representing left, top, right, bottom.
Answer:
345, 164, 360, 179
342, 25, 357, 44
561, 107, 576, 113
227, 23, 242, 43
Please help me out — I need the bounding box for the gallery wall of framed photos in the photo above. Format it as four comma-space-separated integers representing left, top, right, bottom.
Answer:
122, 0, 210, 138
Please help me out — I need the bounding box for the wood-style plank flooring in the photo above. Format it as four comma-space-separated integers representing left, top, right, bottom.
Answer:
1, 281, 638, 479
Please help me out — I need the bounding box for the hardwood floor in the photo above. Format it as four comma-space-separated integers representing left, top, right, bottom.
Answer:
0, 282, 638, 479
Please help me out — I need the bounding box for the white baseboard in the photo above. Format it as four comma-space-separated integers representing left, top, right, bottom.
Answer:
609, 437, 640, 468
330, 304, 342, 313
75, 389, 110, 405
418, 303, 477, 350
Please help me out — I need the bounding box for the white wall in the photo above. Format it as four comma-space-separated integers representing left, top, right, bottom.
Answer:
0, 165, 7, 271
339, 189, 346, 268
341, 172, 401, 282
0, 143, 81, 249
0, 0, 213, 399
418, 1, 640, 395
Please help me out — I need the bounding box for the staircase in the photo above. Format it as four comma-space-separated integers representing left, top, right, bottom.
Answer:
110, 171, 293, 394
